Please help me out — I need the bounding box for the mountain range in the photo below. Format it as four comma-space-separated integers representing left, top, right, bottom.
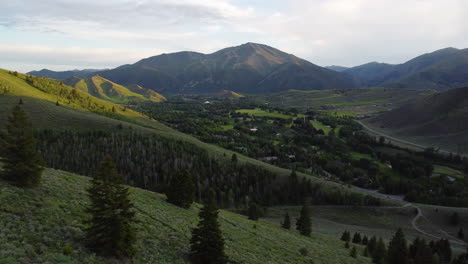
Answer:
28, 43, 468, 94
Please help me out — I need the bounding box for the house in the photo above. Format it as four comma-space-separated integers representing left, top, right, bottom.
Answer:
250, 128, 258, 132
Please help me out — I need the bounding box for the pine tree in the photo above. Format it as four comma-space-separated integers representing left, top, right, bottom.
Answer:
363, 247, 369, 257
352, 232, 362, 244
248, 202, 260, 221
386, 228, 409, 264
367, 236, 377, 256
166, 170, 195, 209
281, 212, 291, 229
345, 241, 350, 248
231, 153, 237, 163
350, 246, 357, 258
190, 190, 228, 264
372, 238, 386, 264
296, 203, 312, 236
450, 212, 460, 226
0, 105, 43, 187
341, 230, 351, 242
84, 156, 136, 258
362, 235, 369, 245
458, 228, 464, 240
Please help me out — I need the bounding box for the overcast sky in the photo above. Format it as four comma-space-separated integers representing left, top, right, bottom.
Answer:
2, 0, 468, 72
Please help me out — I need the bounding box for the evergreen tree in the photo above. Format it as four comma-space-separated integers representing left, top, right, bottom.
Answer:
296, 203, 312, 237
451, 212, 460, 226
190, 190, 228, 264
367, 236, 377, 255
350, 246, 357, 258
362, 235, 369, 245
248, 202, 260, 221
0, 105, 43, 187
345, 241, 350, 248
363, 247, 369, 257
166, 170, 195, 209
352, 232, 362, 244
281, 212, 291, 229
386, 228, 409, 264
372, 238, 386, 264
341, 230, 351, 242
231, 153, 238, 163
458, 228, 465, 240
84, 156, 136, 258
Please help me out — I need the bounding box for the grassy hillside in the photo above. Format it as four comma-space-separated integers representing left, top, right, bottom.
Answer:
369, 86, 468, 153
0, 68, 375, 205
0, 168, 371, 264
64, 75, 166, 104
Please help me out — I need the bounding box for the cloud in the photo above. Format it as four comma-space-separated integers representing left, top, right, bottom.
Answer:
2, 0, 468, 71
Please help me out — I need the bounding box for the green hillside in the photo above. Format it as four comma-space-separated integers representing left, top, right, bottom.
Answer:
0, 168, 370, 264
0, 68, 375, 206
64, 75, 166, 104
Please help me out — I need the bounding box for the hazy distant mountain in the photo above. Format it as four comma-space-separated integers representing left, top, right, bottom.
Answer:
345, 47, 468, 90
28, 69, 104, 79
326, 65, 349, 72
97, 42, 359, 94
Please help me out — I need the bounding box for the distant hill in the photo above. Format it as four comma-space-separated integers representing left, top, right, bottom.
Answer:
64, 75, 166, 104
27, 68, 104, 79
30, 43, 360, 95
344, 48, 468, 90
326, 65, 349, 72
369, 86, 468, 152
218, 89, 244, 98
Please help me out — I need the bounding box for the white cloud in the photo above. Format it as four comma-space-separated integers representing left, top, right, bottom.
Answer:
2, 0, 468, 71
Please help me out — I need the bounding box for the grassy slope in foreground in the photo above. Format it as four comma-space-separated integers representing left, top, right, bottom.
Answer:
0, 168, 370, 264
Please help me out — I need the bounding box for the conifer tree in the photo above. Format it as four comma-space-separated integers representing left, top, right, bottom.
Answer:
0, 105, 43, 187
248, 202, 260, 221
345, 241, 350, 248
367, 236, 377, 256
386, 228, 409, 264
458, 228, 464, 240
282, 212, 291, 229
350, 246, 357, 258
450, 212, 459, 226
84, 156, 136, 258
362, 235, 369, 245
166, 170, 195, 209
363, 247, 369, 257
372, 238, 386, 264
190, 190, 228, 264
296, 203, 312, 236
231, 153, 237, 163
341, 230, 351, 242
353, 232, 362, 244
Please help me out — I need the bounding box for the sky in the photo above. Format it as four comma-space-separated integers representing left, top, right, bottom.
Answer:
2, 0, 468, 72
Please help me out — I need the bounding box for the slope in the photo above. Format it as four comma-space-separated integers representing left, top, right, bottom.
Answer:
0, 167, 370, 264
368, 86, 468, 153
0, 68, 374, 204
27, 68, 103, 79
64, 75, 166, 104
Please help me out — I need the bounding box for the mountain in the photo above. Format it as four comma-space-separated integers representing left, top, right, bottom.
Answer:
344, 47, 468, 90
30, 43, 360, 94
27, 68, 104, 79
64, 75, 166, 104
369, 86, 468, 152
326, 65, 349, 72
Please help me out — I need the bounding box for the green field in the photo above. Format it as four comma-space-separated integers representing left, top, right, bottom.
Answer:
433, 165, 466, 179
236, 108, 295, 119
0, 168, 371, 264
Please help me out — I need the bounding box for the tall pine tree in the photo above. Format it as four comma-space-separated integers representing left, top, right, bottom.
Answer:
0, 105, 43, 187
372, 238, 386, 264
282, 212, 291, 229
190, 190, 228, 264
386, 228, 409, 264
84, 156, 136, 259
166, 170, 195, 209
296, 203, 312, 237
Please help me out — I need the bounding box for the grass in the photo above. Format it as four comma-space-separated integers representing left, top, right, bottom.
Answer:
311, 120, 333, 135
236, 108, 294, 119
433, 165, 466, 179
0, 168, 372, 264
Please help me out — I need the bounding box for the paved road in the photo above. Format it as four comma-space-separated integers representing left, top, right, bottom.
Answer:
356, 120, 467, 158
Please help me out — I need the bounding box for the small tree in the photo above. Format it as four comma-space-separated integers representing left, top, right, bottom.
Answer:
341, 230, 351, 242
372, 238, 386, 264
352, 232, 362, 244
458, 228, 464, 240
248, 202, 261, 221
350, 246, 357, 258
281, 212, 291, 229
362, 235, 369, 245
84, 156, 136, 259
296, 203, 312, 237
231, 153, 238, 163
166, 170, 195, 209
450, 212, 459, 226
386, 228, 408, 264
345, 241, 350, 248
0, 105, 43, 187
367, 236, 377, 256
190, 190, 228, 264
